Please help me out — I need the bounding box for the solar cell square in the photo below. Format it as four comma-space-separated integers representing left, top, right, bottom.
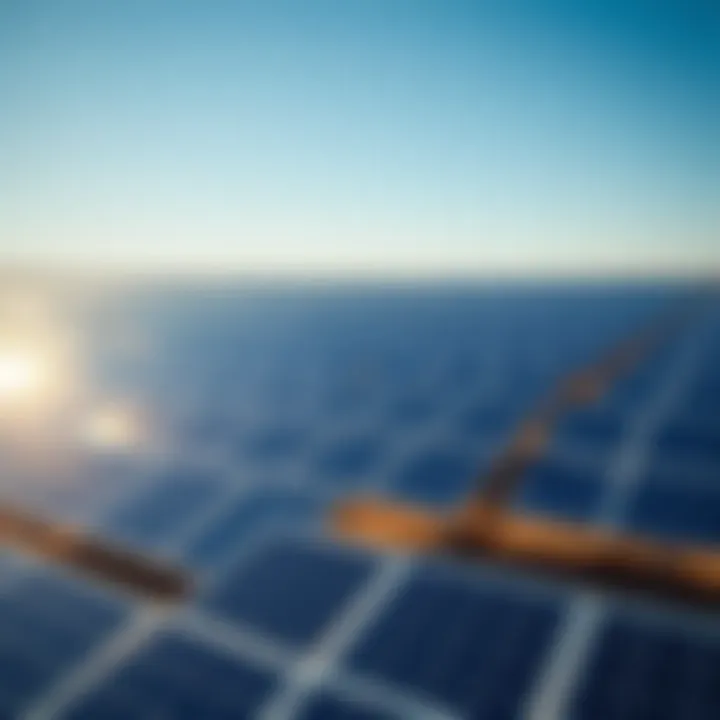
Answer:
514, 456, 606, 521
241, 425, 311, 465
180, 409, 237, 451
297, 692, 401, 720
203, 538, 375, 647
691, 378, 720, 406
457, 400, 521, 446
9, 572, 127, 632
392, 447, 478, 506
184, 487, 320, 568
553, 406, 631, 457
314, 434, 385, 487
390, 391, 439, 427
323, 382, 381, 422
105, 467, 223, 548
437, 351, 485, 393
0, 570, 126, 718
602, 355, 671, 411
673, 377, 720, 426
570, 614, 720, 720
625, 482, 720, 546
651, 420, 720, 468
347, 566, 561, 719
61, 632, 278, 720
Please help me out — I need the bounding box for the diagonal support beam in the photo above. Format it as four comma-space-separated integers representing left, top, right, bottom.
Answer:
0, 503, 191, 601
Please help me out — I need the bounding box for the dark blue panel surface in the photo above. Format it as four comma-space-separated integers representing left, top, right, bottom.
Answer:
0, 571, 126, 718
298, 692, 400, 720
323, 383, 379, 421
553, 405, 630, 455
0, 284, 710, 720
683, 386, 720, 422
571, 614, 720, 720
315, 435, 384, 485
639, 458, 717, 492
62, 633, 278, 720
184, 488, 319, 568
390, 392, 438, 426
394, 449, 477, 505
9, 573, 126, 633
514, 457, 606, 521
457, 401, 520, 444
242, 425, 310, 464
204, 539, 374, 647
603, 363, 664, 411
180, 410, 236, 451
106, 468, 221, 547
347, 567, 561, 718
652, 420, 720, 468
626, 482, 720, 545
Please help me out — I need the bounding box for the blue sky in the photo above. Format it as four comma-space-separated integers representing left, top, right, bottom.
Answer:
1, 1, 718, 276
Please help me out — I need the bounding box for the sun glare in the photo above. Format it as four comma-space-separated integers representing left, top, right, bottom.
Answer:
0, 347, 52, 404
0, 286, 79, 428
79, 403, 142, 451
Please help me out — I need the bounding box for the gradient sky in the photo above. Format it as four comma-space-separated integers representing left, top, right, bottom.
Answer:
1, 1, 718, 275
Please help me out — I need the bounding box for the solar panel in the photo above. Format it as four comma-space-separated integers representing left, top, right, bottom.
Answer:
0, 284, 716, 719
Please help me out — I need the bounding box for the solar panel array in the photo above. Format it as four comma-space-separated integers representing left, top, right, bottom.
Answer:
0, 284, 718, 719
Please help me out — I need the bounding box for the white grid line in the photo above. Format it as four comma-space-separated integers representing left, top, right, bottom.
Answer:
256, 556, 425, 720
21, 605, 169, 720
178, 607, 297, 672
523, 594, 603, 720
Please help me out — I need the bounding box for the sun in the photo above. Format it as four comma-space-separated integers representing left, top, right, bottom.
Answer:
0, 347, 52, 404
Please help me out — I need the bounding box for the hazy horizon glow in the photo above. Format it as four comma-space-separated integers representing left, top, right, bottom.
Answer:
1, 1, 718, 276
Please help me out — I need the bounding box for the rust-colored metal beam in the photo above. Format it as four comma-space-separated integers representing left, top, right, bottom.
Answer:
473, 297, 702, 509
0, 503, 190, 602
330, 293, 719, 607
330, 497, 720, 606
